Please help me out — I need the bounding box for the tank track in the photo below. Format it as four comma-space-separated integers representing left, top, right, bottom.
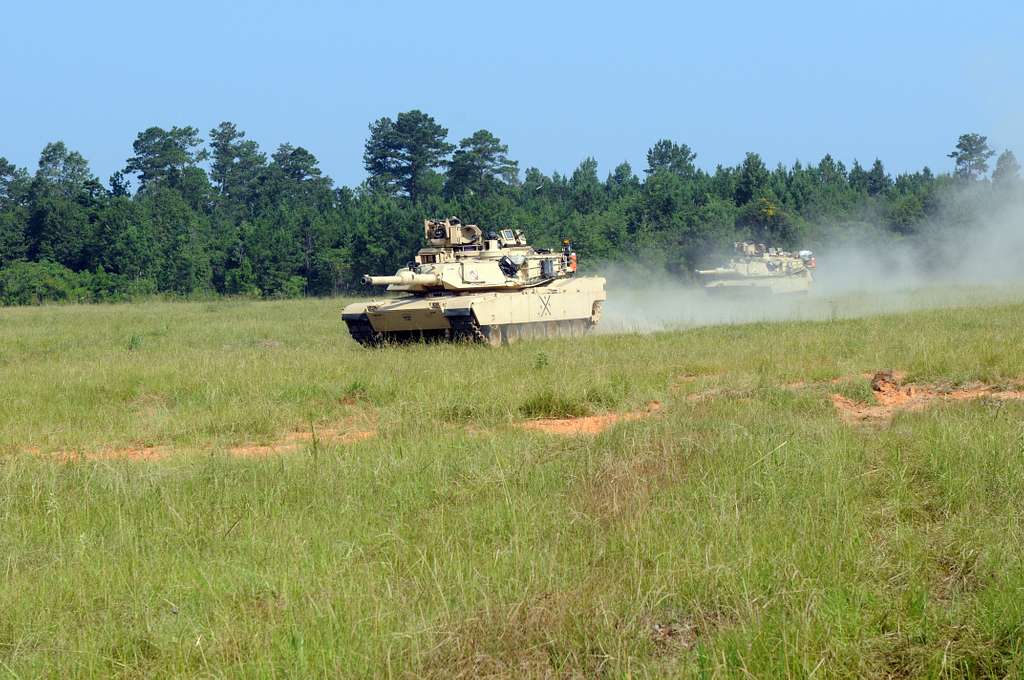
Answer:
449, 316, 488, 343
345, 316, 383, 347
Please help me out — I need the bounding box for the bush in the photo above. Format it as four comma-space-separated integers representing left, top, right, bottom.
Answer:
0, 261, 157, 306
280, 276, 308, 299
82, 267, 158, 302
0, 261, 87, 305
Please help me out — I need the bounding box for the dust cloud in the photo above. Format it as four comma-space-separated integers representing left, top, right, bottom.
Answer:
596, 189, 1024, 333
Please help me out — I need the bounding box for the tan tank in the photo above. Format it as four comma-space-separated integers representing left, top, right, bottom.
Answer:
342, 217, 607, 346
696, 242, 816, 295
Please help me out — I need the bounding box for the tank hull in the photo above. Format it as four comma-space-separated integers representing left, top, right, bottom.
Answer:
702, 270, 813, 295
342, 276, 606, 346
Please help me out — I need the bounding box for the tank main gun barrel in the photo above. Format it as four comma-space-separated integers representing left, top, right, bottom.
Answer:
362, 272, 442, 286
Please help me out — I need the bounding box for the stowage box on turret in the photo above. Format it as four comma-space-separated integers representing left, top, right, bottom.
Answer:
342, 217, 607, 346
695, 242, 816, 295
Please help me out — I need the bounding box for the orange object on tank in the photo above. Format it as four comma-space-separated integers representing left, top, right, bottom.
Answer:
569, 253, 577, 272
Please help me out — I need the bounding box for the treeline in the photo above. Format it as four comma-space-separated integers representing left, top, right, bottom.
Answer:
1, 114, 1021, 304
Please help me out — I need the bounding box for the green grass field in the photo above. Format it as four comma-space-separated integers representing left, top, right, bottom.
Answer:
2, 293, 1024, 678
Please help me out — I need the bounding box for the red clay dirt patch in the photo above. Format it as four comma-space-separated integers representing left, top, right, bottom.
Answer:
51, 445, 171, 463
39, 418, 377, 463
831, 371, 1024, 425
228, 422, 376, 458
518, 401, 662, 436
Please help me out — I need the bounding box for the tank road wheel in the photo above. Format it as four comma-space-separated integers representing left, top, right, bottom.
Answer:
449, 312, 504, 346
344, 314, 384, 347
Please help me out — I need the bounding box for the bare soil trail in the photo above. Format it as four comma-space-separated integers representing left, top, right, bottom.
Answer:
831, 371, 1024, 425
518, 401, 662, 436
36, 415, 377, 463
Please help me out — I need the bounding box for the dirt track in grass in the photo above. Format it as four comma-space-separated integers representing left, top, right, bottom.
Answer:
518, 401, 663, 436
831, 370, 1024, 425
33, 369, 1024, 461
38, 417, 378, 462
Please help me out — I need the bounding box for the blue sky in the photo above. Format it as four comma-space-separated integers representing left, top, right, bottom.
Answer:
4, 0, 1022, 187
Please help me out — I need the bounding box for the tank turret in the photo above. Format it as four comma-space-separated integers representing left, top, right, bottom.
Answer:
342, 217, 606, 346
356, 217, 580, 294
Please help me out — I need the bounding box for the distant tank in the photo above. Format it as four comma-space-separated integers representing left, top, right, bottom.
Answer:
342, 217, 607, 346
695, 242, 816, 295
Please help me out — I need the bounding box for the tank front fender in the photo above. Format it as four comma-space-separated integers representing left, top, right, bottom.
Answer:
341, 301, 372, 319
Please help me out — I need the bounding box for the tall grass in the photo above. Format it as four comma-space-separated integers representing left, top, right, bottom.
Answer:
1, 293, 1023, 676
